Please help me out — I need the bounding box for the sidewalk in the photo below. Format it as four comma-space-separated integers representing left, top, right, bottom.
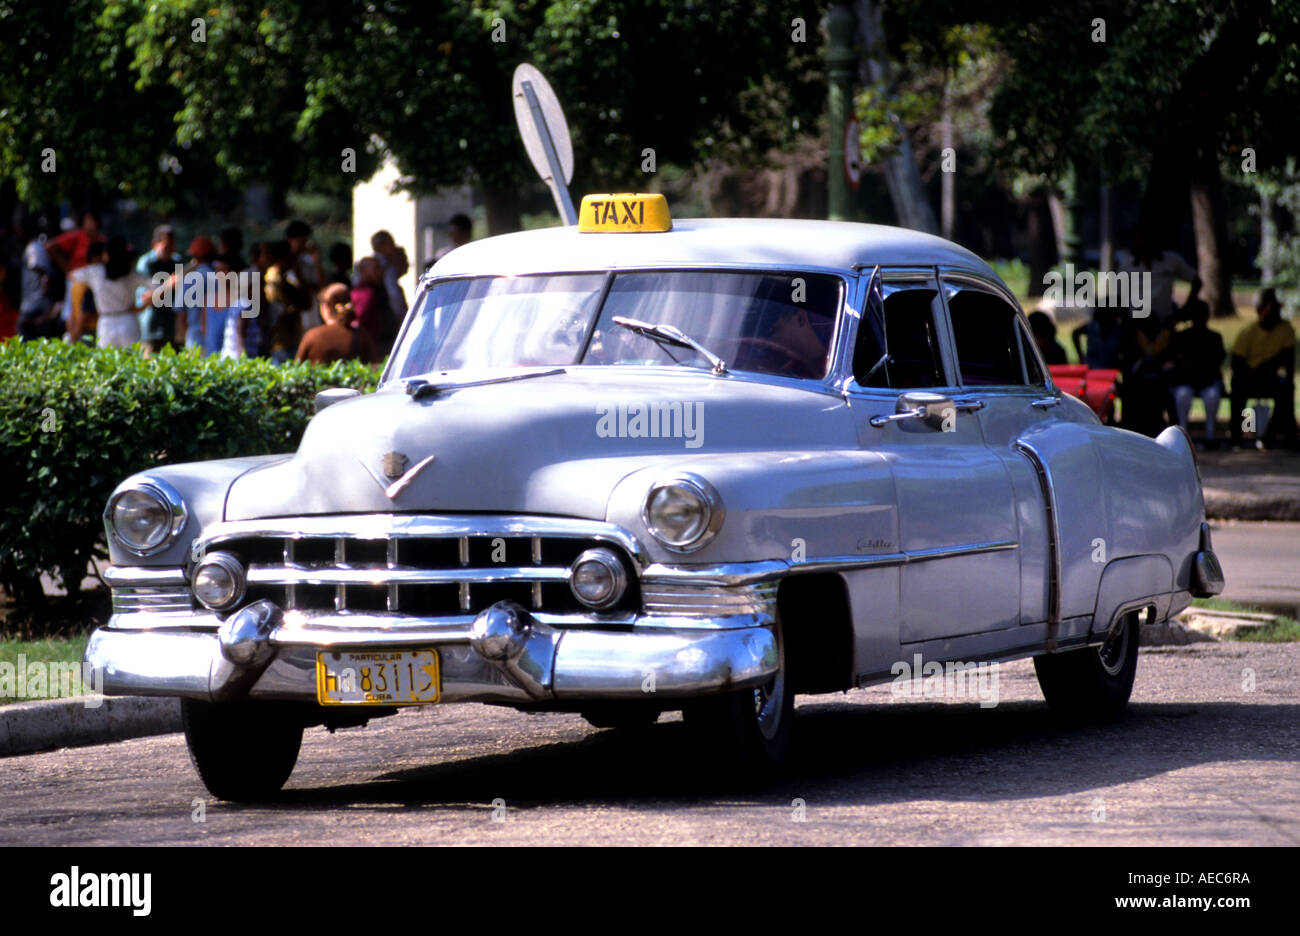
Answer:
1198, 448, 1300, 521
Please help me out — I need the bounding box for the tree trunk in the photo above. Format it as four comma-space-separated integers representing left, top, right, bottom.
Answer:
855, 0, 938, 234
1259, 190, 1276, 284
1189, 169, 1234, 318
483, 188, 522, 235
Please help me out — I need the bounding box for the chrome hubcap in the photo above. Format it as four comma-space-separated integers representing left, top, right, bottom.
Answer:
1098, 618, 1130, 676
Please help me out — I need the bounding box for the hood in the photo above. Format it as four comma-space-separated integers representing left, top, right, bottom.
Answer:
224, 367, 855, 521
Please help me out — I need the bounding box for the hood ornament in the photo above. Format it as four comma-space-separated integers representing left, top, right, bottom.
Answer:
358, 453, 436, 500
382, 451, 409, 480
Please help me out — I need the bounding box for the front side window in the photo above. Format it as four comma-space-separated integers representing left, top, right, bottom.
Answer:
947, 288, 1027, 386
852, 286, 947, 389
388, 270, 842, 382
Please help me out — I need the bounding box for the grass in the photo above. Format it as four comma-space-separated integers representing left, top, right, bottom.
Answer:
0, 635, 91, 703
1188, 597, 1300, 642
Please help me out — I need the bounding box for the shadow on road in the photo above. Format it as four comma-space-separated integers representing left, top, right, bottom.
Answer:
269, 699, 1300, 811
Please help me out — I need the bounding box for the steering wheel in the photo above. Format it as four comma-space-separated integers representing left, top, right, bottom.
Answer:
720, 337, 810, 377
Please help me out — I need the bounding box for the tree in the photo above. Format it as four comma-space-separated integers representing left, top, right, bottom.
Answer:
893, 0, 1300, 315
99, 0, 826, 232
0, 1, 195, 212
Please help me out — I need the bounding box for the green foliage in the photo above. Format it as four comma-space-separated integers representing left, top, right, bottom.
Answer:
89, 1, 824, 216
0, 0, 196, 209
0, 341, 379, 595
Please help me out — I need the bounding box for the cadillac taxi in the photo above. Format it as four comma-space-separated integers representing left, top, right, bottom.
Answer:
88, 194, 1224, 800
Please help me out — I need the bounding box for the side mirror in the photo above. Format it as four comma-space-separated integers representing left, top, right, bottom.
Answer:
314, 387, 361, 414
899, 392, 955, 430
870, 391, 955, 430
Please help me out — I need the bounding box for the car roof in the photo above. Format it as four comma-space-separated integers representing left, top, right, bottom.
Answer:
429, 217, 999, 280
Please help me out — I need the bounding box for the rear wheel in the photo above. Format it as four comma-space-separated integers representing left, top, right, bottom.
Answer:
1034, 610, 1141, 721
683, 621, 792, 775
181, 699, 304, 802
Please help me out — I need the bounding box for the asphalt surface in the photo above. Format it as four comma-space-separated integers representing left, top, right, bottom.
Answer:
1211, 520, 1300, 616
3, 640, 1296, 846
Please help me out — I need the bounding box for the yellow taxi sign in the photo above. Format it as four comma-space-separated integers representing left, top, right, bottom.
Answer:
578, 193, 672, 233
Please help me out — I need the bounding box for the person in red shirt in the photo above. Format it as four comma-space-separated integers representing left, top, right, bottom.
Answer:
45, 210, 105, 273
296, 283, 378, 365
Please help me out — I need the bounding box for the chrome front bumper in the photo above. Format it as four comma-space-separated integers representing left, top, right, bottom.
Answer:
85, 600, 779, 706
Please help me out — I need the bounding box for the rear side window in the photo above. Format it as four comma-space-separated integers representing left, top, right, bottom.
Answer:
853, 288, 946, 389
947, 289, 1026, 386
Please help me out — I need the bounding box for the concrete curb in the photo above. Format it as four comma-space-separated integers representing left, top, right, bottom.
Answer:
0, 696, 181, 757
1203, 488, 1300, 522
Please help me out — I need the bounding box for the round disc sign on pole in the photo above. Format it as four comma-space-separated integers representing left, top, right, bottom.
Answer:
512, 63, 577, 224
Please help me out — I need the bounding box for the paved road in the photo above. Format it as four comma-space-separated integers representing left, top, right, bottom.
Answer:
1211, 521, 1300, 616
4, 641, 1297, 846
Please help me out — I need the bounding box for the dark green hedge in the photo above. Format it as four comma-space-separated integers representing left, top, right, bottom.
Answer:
0, 340, 380, 599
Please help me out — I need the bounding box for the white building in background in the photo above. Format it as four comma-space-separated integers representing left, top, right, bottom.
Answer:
351, 156, 473, 306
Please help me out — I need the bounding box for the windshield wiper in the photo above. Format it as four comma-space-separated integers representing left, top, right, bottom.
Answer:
611, 316, 728, 376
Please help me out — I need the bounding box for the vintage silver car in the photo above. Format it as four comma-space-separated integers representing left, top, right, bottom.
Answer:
88, 194, 1224, 800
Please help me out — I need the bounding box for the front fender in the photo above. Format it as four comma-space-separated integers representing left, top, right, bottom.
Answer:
105, 455, 290, 567
606, 449, 898, 567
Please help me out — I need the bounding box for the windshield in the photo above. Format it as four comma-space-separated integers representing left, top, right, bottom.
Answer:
387, 270, 842, 382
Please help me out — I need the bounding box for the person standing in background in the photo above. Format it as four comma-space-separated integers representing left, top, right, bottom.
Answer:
327, 242, 353, 287
368, 230, 407, 319
180, 236, 217, 351
433, 213, 472, 261
45, 209, 104, 339
72, 235, 176, 348
136, 224, 181, 354
296, 283, 378, 365
264, 240, 310, 364
285, 220, 321, 329
45, 210, 105, 275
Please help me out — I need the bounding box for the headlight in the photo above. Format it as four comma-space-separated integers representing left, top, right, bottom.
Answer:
569, 548, 628, 610
105, 479, 187, 555
192, 552, 246, 611
642, 474, 724, 552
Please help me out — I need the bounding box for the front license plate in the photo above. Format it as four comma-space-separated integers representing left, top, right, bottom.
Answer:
316, 649, 441, 706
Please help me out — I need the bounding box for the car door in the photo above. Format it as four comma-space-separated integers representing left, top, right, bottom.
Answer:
940, 275, 1107, 642
844, 269, 1020, 644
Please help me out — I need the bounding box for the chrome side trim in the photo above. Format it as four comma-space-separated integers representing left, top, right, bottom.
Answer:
642, 539, 1018, 586
1015, 441, 1062, 650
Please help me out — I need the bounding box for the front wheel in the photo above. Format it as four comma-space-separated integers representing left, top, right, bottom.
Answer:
181, 699, 304, 802
682, 622, 792, 775
1034, 610, 1141, 721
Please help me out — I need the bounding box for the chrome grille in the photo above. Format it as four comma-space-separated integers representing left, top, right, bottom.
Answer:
212, 524, 638, 617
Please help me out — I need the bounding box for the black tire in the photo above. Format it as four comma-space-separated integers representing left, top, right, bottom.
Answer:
181, 699, 304, 802
682, 620, 792, 776
1034, 610, 1141, 722
580, 702, 661, 731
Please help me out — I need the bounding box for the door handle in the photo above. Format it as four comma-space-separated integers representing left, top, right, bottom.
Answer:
953, 400, 986, 413
1031, 396, 1061, 409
